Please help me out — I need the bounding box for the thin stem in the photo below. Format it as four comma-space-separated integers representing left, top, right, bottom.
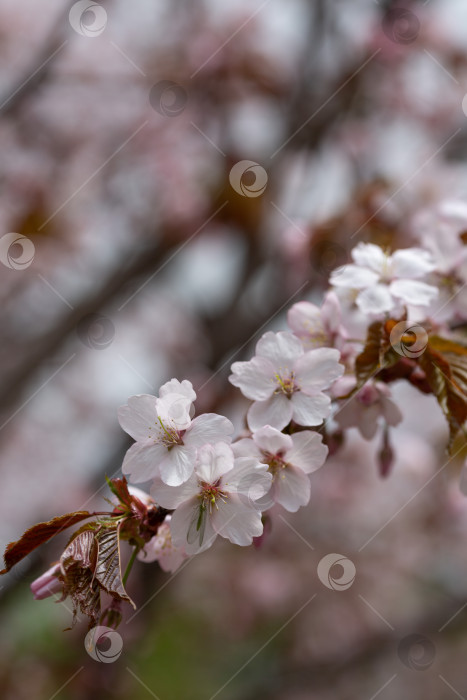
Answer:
122, 546, 139, 586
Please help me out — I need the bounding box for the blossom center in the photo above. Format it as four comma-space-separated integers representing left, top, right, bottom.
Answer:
154, 417, 185, 449
379, 252, 393, 283
274, 370, 298, 397
262, 451, 288, 479
199, 480, 227, 510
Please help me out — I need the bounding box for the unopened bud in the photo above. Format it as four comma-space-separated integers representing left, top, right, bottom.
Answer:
378, 427, 394, 478
30, 563, 62, 600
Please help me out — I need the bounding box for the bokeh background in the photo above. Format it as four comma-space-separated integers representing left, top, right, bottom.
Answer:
1, 0, 467, 698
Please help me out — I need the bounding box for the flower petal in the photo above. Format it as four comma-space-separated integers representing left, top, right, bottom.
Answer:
335, 394, 382, 440
231, 438, 261, 459
287, 301, 331, 349
255, 331, 304, 367
159, 445, 195, 486
330, 264, 379, 289
252, 425, 293, 454
157, 547, 187, 573
335, 401, 361, 432
359, 404, 381, 440
351, 242, 387, 272
356, 284, 394, 315
294, 347, 344, 393
155, 394, 192, 431
381, 396, 403, 427
159, 378, 196, 403
272, 465, 311, 512
290, 392, 331, 426
222, 458, 272, 506
390, 248, 436, 278
185, 413, 234, 448
170, 497, 217, 555
287, 301, 323, 341
211, 494, 263, 545
118, 394, 158, 441
150, 473, 199, 509
247, 395, 293, 432
389, 279, 438, 307
196, 442, 234, 483
321, 291, 342, 334
138, 523, 187, 573
121, 442, 166, 482
287, 431, 328, 473
229, 357, 276, 400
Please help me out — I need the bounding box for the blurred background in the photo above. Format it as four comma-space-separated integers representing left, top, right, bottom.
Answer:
1, 0, 467, 698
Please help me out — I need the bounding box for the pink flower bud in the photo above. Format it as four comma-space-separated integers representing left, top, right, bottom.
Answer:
357, 383, 380, 407
378, 428, 394, 479
30, 563, 62, 600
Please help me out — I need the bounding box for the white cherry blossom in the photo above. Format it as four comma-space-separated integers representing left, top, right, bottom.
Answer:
150, 442, 272, 555
118, 379, 233, 487
137, 516, 187, 573
333, 376, 402, 440
330, 242, 438, 315
233, 425, 328, 512
287, 292, 347, 351
229, 331, 344, 431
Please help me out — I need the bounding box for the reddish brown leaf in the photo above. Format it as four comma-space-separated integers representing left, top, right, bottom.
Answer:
1, 511, 93, 575
107, 476, 149, 523
107, 476, 133, 510
94, 523, 135, 608
355, 321, 385, 387
418, 336, 467, 451
60, 530, 100, 627
355, 320, 400, 387
61, 529, 96, 571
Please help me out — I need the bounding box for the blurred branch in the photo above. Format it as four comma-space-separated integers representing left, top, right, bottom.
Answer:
240, 600, 467, 700
0, 2, 74, 117
0, 232, 180, 423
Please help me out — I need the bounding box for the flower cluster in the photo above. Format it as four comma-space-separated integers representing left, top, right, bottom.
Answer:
118, 355, 334, 565
3, 235, 466, 633
330, 243, 438, 315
